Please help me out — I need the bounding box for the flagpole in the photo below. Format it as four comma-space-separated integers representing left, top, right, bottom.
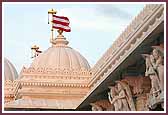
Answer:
48, 8, 57, 42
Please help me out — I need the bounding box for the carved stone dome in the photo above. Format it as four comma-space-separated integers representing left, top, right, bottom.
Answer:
4, 58, 18, 81
30, 35, 90, 71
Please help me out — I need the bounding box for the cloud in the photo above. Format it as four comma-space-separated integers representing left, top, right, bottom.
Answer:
57, 7, 131, 33
95, 4, 132, 20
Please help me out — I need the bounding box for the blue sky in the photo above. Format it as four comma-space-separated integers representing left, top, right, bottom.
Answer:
3, 3, 146, 73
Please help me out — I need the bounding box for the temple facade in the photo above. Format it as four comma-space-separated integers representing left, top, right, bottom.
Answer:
4, 4, 165, 111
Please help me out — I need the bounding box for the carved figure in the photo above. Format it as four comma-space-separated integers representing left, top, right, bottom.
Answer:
108, 86, 119, 111
152, 46, 164, 57
108, 81, 135, 111
152, 48, 164, 109
144, 54, 161, 97
142, 48, 164, 109
152, 49, 164, 93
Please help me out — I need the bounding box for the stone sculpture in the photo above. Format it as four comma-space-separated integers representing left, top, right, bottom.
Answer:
143, 54, 161, 97
152, 48, 164, 109
108, 86, 119, 111
142, 48, 164, 109
152, 48, 164, 93
108, 81, 136, 111
90, 100, 113, 111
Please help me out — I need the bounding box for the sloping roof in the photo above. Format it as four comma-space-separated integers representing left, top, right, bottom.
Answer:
77, 4, 164, 109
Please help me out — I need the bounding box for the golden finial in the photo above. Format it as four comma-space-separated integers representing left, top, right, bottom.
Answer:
57, 29, 63, 35
48, 8, 57, 24
48, 8, 57, 14
31, 45, 39, 50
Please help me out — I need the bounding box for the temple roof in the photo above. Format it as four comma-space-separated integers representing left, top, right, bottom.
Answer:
30, 34, 90, 71
4, 58, 18, 81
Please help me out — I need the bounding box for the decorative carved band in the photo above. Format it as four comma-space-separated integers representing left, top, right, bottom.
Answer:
21, 67, 91, 76
20, 82, 89, 88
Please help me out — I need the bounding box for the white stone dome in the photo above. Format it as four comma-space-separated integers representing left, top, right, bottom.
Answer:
30, 35, 90, 71
4, 58, 18, 81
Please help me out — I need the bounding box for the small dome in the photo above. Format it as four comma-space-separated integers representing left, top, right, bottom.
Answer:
30, 35, 90, 70
4, 58, 18, 81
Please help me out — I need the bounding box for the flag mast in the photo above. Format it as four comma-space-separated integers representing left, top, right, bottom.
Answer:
48, 8, 57, 42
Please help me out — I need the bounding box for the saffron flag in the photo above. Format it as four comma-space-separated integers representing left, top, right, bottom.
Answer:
52, 15, 71, 32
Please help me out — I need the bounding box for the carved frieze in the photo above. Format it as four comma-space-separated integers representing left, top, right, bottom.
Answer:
21, 67, 91, 76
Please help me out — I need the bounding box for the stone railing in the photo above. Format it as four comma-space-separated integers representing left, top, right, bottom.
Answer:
90, 4, 164, 85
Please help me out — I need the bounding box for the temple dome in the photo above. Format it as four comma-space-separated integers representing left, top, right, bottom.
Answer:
4, 58, 18, 81
30, 35, 90, 70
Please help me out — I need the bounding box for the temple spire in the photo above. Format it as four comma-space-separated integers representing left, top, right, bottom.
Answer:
48, 9, 70, 47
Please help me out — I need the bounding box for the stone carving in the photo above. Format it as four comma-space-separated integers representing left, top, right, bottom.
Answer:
152, 46, 164, 54
121, 77, 144, 95
142, 47, 164, 109
120, 77, 151, 111
143, 54, 161, 97
108, 86, 119, 111
90, 100, 112, 111
90, 103, 103, 111
108, 81, 136, 111
21, 67, 91, 76
152, 48, 164, 109
152, 48, 164, 93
